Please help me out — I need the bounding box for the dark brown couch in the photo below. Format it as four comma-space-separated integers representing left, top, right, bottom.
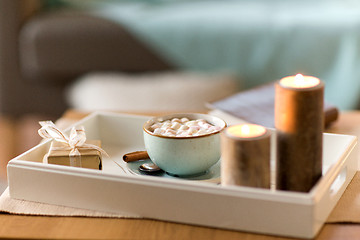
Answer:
0, 0, 173, 118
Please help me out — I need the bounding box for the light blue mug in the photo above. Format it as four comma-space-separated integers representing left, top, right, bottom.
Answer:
143, 113, 226, 176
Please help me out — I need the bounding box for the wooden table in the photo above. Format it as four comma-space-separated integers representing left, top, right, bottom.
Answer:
1, 110, 360, 240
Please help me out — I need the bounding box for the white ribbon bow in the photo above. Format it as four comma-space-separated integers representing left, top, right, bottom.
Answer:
38, 121, 108, 166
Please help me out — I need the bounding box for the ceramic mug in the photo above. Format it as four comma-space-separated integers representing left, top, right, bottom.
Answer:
143, 113, 226, 176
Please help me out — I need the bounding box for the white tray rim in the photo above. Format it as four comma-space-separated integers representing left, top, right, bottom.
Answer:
6, 111, 358, 238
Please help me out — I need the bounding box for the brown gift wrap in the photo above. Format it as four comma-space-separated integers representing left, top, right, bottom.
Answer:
46, 140, 102, 170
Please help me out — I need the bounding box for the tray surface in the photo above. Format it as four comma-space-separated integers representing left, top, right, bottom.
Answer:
97, 143, 221, 184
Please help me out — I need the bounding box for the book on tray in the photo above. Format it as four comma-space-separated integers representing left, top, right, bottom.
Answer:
207, 81, 339, 129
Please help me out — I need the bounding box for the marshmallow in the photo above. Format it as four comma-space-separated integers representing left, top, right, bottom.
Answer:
151, 117, 219, 137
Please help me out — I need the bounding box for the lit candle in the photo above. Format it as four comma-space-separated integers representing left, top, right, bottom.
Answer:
221, 124, 271, 188
275, 74, 324, 192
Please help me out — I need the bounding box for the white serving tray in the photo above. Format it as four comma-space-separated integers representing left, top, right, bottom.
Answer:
7, 111, 358, 239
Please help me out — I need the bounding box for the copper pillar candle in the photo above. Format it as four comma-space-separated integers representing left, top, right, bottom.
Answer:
275, 74, 324, 192
221, 124, 271, 188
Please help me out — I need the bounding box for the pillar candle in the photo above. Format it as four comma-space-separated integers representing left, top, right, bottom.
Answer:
275, 74, 324, 192
221, 124, 271, 188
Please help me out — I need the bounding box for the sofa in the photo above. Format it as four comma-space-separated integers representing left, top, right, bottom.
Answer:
0, 0, 174, 118
2, 0, 360, 118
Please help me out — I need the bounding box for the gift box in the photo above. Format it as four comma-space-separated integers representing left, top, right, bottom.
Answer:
46, 139, 102, 170
38, 121, 108, 170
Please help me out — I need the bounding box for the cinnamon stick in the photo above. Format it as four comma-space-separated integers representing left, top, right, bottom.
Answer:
123, 151, 149, 162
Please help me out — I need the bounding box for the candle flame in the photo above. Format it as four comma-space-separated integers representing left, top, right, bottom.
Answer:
294, 74, 304, 85
241, 124, 250, 135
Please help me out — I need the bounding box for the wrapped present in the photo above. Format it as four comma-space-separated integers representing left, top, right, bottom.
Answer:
46, 139, 102, 169
38, 121, 108, 170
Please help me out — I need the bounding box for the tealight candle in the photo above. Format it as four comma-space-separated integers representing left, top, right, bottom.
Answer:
221, 124, 271, 188
275, 74, 324, 192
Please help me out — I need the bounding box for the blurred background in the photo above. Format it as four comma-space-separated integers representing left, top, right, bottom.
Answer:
1, 0, 360, 182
